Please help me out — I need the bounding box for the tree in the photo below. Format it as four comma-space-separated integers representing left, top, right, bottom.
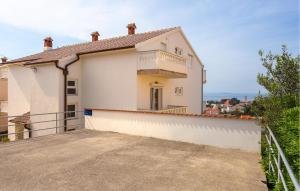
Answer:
229, 98, 240, 105
243, 105, 254, 116
254, 46, 300, 190
255, 46, 300, 127
258, 45, 299, 97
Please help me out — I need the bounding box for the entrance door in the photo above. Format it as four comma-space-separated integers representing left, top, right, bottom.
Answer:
150, 87, 163, 110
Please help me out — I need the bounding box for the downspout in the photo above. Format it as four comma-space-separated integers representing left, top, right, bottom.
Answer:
55, 55, 80, 132
201, 67, 204, 114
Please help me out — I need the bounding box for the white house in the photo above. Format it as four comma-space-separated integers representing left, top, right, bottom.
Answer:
0, 23, 206, 139
0, 60, 8, 134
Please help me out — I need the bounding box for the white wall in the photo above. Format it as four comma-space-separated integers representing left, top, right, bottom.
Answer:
8, 65, 33, 117
29, 64, 61, 136
8, 65, 33, 140
0, 67, 8, 79
86, 110, 261, 152
81, 50, 137, 110
67, 60, 82, 112
137, 75, 169, 110
136, 29, 204, 114
0, 79, 7, 101
66, 58, 83, 130
7, 64, 62, 139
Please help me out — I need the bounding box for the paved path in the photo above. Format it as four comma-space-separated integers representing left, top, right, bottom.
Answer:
0, 129, 266, 191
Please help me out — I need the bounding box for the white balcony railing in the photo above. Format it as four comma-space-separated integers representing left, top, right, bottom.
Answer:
138, 50, 187, 74
138, 106, 188, 114
158, 105, 188, 114
0, 101, 8, 113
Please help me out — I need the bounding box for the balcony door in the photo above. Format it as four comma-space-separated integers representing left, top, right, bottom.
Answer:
150, 87, 163, 111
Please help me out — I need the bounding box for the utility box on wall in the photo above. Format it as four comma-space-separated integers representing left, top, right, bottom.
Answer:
84, 109, 93, 116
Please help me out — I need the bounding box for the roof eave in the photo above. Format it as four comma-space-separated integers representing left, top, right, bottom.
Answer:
135, 27, 179, 49
23, 46, 136, 66
3, 58, 41, 65
77, 45, 135, 56
23, 60, 58, 66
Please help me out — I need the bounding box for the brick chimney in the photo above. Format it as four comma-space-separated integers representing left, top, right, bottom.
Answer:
44, 37, 53, 51
91, 31, 100, 42
1, 56, 7, 63
127, 23, 136, 35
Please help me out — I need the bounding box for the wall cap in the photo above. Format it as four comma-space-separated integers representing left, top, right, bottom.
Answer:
85, 108, 257, 121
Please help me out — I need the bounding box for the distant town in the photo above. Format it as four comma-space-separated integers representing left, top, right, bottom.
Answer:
204, 96, 255, 119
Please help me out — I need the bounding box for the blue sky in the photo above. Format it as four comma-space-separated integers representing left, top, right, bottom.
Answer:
0, 0, 298, 94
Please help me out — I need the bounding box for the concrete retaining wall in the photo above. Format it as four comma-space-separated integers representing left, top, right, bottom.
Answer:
85, 110, 261, 152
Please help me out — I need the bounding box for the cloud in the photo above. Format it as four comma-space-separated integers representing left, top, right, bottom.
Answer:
0, 0, 297, 93
0, 0, 153, 39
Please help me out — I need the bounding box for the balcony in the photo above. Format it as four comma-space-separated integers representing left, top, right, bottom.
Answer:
157, 105, 188, 114
137, 50, 187, 78
138, 105, 188, 114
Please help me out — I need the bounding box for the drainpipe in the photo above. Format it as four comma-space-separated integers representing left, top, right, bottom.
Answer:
201, 67, 204, 114
55, 55, 79, 132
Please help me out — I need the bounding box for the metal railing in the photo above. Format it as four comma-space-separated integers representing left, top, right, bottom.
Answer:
0, 111, 84, 143
265, 126, 300, 191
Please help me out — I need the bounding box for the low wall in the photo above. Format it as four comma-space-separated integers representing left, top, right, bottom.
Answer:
0, 112, 7, 132
85, 109, 261, 152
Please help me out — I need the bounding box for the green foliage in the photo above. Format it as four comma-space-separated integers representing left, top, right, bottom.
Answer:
254, 45, 299, 127
229, 98, 240, 105
275, 108, 300, 180
0, 135, 9, 143
243, 105, 255, 116
230, 109, 242, 116
258, 45, 300, 97
254, 46, 300, 190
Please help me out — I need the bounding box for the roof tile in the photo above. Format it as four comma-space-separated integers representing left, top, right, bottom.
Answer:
7, 27, 177, 65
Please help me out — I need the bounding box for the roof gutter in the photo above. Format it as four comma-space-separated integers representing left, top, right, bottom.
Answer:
55, 54, 80, 132
10, 46, 135, 66
201, 67, 204, 114
77, 46, 135, 56
24, 60, 58, 66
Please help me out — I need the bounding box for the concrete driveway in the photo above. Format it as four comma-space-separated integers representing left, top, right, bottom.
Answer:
0, 129, 266, 191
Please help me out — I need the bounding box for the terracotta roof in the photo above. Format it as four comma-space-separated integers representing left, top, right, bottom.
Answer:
6, 27, 178, 65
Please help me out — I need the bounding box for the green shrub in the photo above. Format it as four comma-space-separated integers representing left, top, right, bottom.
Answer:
275, 107, 300, 180
255, 46, 300, 190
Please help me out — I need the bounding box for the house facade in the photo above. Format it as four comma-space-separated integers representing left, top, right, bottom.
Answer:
0, 78, 7, 113
0, 63, 8, 134
0, 24, 206, 139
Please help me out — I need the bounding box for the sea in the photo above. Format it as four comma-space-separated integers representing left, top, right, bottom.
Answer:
204, 92, 259, 101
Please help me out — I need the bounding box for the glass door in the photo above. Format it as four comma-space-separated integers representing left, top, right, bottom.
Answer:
150, 87, 163, 110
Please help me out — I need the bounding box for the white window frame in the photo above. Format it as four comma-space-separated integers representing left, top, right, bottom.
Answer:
160, 42, 167, 51
175, 87, 183, 96
67, 103, 77, 119
175, 47, 183, 56
188, 54, 193, 68
67, 79, 78, 96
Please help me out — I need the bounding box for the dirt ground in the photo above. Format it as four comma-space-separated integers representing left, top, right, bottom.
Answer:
0, 129, 266, 191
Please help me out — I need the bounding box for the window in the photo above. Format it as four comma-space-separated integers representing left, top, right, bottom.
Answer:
188, 54, 193, 68
160, 42, 167, 51
175, 47, 183, 56
67, 104, 76, 118
67, 80, 77, 95
175, 87, 183, 96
